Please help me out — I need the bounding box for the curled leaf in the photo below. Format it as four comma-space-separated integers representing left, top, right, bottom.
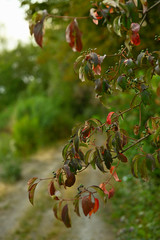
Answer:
28, 183, 38, 205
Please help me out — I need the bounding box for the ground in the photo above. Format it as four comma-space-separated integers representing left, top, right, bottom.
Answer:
0, 143, 115, 240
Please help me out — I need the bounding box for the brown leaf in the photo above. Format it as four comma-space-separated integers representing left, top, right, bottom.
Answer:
33, 20, 44, 48
48, 180, 56, 196
66, 18, 82, 52
61, 204, 71, 228
82, 196, 95, 216
28, 183, 38, 205
64, 165, 76, 187
28, 177, 38, 191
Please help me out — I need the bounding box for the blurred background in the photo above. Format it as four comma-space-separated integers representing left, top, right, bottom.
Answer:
0, 0, 160, 239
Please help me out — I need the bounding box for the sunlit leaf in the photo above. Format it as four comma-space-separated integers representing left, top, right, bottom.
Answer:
113, 16, 122, 37
90, 185, 107, 203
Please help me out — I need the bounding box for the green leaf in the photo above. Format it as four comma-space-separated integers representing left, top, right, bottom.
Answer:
103, 0, 119, 8
141, 89, 151, 105
74, 55, 84, 74
95, 148, 105, 172
74, 135, 79, 153
73, 198, 80, 217
136, 52, 145, 66
84, 149, 93, 165
103, 149, 113, 169
146, 154, 156, 171
90, 185, 107, 203
62, 143, 70, 161
117, 75, 127, 90
113, 16, 122, 37
140, 159, 149, 181
61, 204, 71, 228
131, 155, 141, 178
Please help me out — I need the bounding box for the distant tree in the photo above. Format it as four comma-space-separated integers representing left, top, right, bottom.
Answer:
23, 0, 160, 227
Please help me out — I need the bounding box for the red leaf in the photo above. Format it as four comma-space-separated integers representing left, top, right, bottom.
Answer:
48, 180, 56, 196
110, 166, 122, 182
61, 204, 71, 228
89, 198, 99, 216
82, 196, 95, 216
131, 32, 140, 46
90, 8, 102, 25
33, 20, 44, 48
131, 23, 140, 33
106, 112, 115, 125
118, 153, 128, 163
28, 183, 38, 205
66, 18, 82, 52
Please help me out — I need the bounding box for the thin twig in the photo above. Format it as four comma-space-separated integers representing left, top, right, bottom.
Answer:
140, 0, 160, 26
47, 14, 89, 20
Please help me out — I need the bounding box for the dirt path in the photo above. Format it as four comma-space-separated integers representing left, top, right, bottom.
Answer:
0, 144, 115, 240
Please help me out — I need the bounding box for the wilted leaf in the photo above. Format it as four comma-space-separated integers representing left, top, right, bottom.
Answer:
110, 166, 122, 182
62, 204, 71, 228
53, 202, 62, 220
140, 0, 148, 13
82, 196, 95, 216
28, 183, 38, 205
66, 18, 82, 52
74, 135, 79, 153
48, 180, 56, 196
